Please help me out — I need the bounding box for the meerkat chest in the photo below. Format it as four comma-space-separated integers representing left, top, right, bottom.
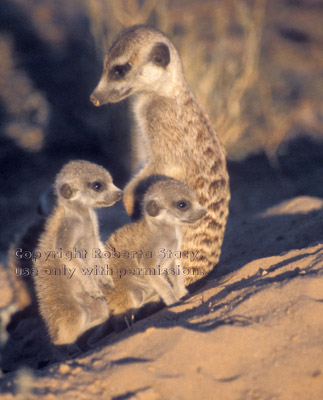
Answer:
133, 94, 212, 176
156, 227, 182, 265
74, 211, 99, 250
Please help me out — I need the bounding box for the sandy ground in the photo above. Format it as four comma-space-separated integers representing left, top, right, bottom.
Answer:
0, 194, 323, 399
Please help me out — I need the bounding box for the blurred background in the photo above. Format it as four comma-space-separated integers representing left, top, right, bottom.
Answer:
0, 0, 322, 257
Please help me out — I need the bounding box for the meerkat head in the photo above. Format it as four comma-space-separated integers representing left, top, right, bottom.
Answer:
143, 178, 206, 227
55, 160, 122, 209
90, 25, 184, 106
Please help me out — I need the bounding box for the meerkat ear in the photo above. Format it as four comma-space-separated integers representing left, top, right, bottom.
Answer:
150, 42, 170, 67
145, 200, 160, 217
59, 183, 75, 200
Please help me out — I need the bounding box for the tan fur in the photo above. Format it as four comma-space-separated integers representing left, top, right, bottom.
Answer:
104, 178, 206, 329
91, 25, 230, 284
34, 160, 122, 345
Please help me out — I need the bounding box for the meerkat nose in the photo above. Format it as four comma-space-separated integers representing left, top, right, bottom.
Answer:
115, 190, 123, 200
90, 94, 101, 107
112, 189, 123, 202
199, 208, 207, 218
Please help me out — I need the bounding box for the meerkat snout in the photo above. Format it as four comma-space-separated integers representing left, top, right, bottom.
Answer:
99, 185, 123, 206
185, 206, 207, 224
90, 94, 100, 107
109, 187, 123, 202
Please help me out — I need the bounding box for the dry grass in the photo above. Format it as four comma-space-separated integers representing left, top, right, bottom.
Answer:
85, 0, 322, 161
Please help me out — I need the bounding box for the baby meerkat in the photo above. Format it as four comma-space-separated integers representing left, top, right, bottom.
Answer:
90, 25, 230, 285
34, 160, 122, 345
105, 177, 206, 329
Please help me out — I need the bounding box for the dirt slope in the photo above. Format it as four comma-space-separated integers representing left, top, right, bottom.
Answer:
1, 196, 323, 399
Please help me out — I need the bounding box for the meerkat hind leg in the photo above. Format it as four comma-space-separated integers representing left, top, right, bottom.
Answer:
50, 295, 108, 346
170, 274, 188, 299
145, 275, 179, 306
84, 296, 109, 327
162, 260, 188, 299
169, 270, 188, 299
52, 304, 87, 346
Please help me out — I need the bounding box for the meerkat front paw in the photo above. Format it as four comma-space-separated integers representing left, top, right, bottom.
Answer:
163, 293, 180, 306
87, 285, 104, 299
177, 288, 188, 299
99, 276, 115, 290
90, 294, 106, 301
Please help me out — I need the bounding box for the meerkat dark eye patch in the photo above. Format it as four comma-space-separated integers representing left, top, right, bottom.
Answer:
175, 200, 190, 210
109, 62, 131, 80
59, 183, 75, 199
146, 200, 160, 217
90, 181, 106, 192
150, 42, 170, 67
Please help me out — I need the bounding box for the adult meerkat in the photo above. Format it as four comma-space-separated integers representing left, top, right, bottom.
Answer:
105, 177, 206, 329
34, 160, 122, 345
90, 25, 230, 284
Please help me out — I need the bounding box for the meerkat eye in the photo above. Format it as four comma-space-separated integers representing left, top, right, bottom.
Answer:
176, 200, 190, 210
91, 181, 104, 192
109, 63, 131, 80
